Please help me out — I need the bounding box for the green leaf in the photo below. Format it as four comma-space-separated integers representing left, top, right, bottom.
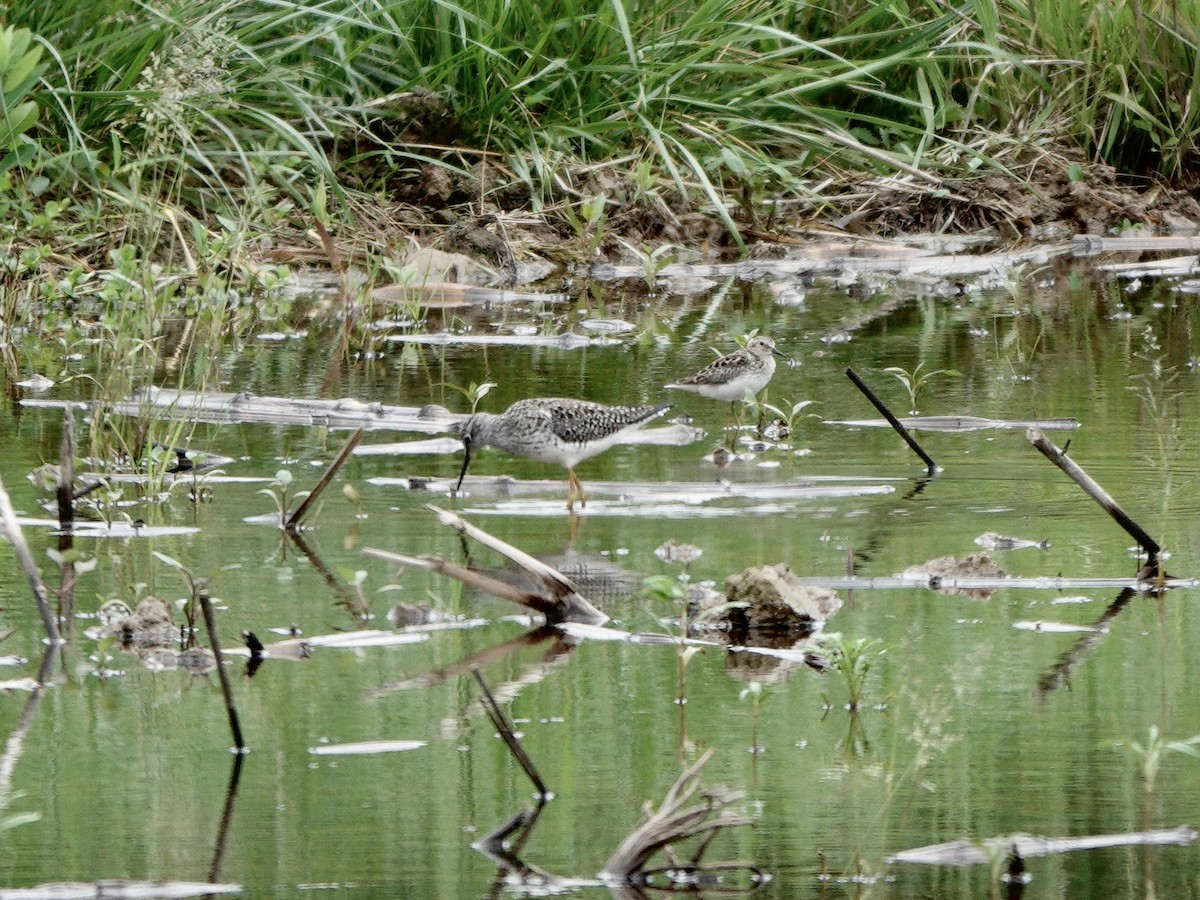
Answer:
152, 551, 185, 570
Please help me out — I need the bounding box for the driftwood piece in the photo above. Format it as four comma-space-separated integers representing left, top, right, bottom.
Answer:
363, 547, 564, 619
1027, 428, 1162, 572
889, 824, 1197, 866
826, 415, 1079, 432
603, 749, 754, 883
365, 506, 608, 624
845, 368, 938, 474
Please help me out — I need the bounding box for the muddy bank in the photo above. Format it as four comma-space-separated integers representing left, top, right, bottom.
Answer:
323, 140, 1200, 282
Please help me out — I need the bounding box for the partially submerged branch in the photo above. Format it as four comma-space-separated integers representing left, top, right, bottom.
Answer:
845, 368, 939, 475
1027, 428, 1163, 574
364, 506, 608, 624
603, 749, 755, 884
286, 428, 364, 531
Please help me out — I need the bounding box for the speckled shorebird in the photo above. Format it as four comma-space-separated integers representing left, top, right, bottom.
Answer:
450, 398, 672, 509
666, 336, 784, 430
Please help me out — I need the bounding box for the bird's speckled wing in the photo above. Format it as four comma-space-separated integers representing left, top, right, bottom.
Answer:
543, 399, 669, 443
677, 349, 752, 387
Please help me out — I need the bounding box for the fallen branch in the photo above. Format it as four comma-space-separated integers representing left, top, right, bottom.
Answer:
365, 507, 608, 624
286, 428, 364, 531
603, 749, 753, 883
845, 368, 938, 474
364, 547, 562, 618
1027, 428, 1162, 573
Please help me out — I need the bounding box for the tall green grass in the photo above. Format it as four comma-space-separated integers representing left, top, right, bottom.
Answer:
1, 0, 1197, 264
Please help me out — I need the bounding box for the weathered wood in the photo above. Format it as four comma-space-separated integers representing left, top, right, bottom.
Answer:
826, 415, 1079, 432
362, 547, 561, 618
845, 367, 939, 474
603, 749, 752, 881
890, 825, 1197, 866
1027, 427, 1162, 570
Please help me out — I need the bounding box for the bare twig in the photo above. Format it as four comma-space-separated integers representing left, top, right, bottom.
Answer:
286, 428, 364, 532
845, 368, 939, 474
56, 410, 77, 630
1027, 428, 1162, 571
56, 410, 75, 533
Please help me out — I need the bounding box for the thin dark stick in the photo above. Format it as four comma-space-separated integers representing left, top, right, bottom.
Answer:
0, 474, 62, 646
57, 411, 76, 631
1027, 428, 1161, 567
845, 367, 939, 474
199, 589, 246, 753
285, 428, 364, 532
56, 410, 75, 534
206, 752, 246, 888
472, 667, 548, 798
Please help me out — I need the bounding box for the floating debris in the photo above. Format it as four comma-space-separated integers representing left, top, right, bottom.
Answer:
654, 539, 703, 567
899, 553, 1007, 599
826, 415, 1080, 432
15, 374, 54, 392
975, 532, 1050, 551
308, 740, 427, 756
718, 564, 842, 634
0, 881, 241, 898
889, 825, 1197, 866
1013, 620, 1102, 634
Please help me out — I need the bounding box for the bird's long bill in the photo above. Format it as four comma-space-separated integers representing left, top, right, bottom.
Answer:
454, 437, 472, 493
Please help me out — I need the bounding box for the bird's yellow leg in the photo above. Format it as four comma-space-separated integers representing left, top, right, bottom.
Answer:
566, 469, 587, 509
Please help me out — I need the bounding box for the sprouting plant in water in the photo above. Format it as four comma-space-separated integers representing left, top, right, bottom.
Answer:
820, 634, 887, 711
1105, 725, 1200, 796
445, 380, 497, 414
742, 395, 817, 440
257, 468, 308, 528
883, 362, 960, 414
616, 238, 676, 292
740, 680, 767, 755
561, 194, 608, 254
335, 567, 372, 624
640, 574, 699, 708
152, 550, 205, 648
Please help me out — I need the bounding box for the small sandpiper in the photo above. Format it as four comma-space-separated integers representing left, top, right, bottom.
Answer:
449, 397, 672, 509
666, 336, 784, 428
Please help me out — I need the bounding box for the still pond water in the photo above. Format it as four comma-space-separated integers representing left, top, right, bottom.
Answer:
3, 250, 1200, 898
